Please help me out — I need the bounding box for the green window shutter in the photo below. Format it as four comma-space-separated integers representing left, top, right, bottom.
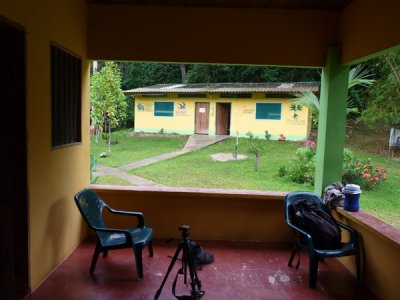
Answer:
256, 103, 281, 120
154, 101, 174, 117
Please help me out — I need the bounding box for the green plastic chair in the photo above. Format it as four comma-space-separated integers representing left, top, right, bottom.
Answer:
284, 192, 360, 288
74, 189, 153, 279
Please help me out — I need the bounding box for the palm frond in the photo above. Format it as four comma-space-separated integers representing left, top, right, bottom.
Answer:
291, 92, 320, 113
348, 64, 375, 89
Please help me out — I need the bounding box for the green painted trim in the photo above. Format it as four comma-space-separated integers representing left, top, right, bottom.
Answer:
315, 48, 349, 194
235, 132, 306, 141
134, 128, 194, 135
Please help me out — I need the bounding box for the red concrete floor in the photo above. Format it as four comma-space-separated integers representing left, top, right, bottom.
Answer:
26, 238, 376, 300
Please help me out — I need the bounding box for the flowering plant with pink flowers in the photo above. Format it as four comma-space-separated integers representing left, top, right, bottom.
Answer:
303, 140, 316, 149
342, 151, 387, 190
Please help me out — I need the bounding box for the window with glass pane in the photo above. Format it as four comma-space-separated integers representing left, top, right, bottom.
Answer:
154, 101, 174, 117
255, 103, 281, 120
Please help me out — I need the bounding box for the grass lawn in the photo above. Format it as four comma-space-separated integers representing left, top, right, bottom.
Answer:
90, 128, 188, 167
95, 175, 132, 186
93, 128, 400, 228
130, 138, 314, 192
129, 137, 400, 228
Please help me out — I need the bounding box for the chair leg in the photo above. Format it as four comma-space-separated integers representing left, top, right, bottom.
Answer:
133, 246, 144, 279
288, 245, 298, 267
90, 242, 101, 274
103, 250, 108, 257
148, 241, 154, 257
356, 251, 361, 282
309, 255, 319, 289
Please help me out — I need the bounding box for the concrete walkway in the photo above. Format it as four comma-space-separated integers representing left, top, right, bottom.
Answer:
94, 134, 229, 186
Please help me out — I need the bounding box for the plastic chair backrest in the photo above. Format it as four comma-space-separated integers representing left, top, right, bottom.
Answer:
284, 192, 327, 224
74, 189, 107, 229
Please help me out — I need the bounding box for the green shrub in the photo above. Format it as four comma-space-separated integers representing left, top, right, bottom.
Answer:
265, 130, 271, 140
283, 147, 316, 184
278, 166, 287, 177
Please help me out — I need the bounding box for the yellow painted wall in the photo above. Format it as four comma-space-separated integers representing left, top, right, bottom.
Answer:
135, 94, 197, 134
88, 4, 338, 67
0, 0, 89, 291
340, 0, 400, 64
334, 210, 400, 300
134, 93, 310, 140
92, 187, 400, 300
93, 187, 292, 242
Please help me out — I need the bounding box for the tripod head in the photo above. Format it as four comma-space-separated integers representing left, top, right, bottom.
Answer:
178, 225, 190, 239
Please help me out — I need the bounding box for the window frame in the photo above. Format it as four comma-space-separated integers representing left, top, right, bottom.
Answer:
50, 44, 82, 148
154, 101, 174, 117
255, 102, 282, 120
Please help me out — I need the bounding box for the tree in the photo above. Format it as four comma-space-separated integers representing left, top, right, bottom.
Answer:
186, 64, 320, 83
361, 50, 400, 127
292, 64, 374, 125
90, 62, 127, 146
117, 62, 321, 90
119, 62, 182, 90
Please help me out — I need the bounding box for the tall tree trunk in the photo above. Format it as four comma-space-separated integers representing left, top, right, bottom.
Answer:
180, 64, 186, 83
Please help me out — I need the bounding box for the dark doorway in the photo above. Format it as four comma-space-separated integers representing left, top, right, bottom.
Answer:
216, 103, 231, 135
195, 102, 210, 134
0, 20, 29, 298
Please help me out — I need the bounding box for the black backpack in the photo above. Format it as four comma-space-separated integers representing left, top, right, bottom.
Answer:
291, 198, 341, 249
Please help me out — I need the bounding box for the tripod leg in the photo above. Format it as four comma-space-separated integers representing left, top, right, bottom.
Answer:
184, 242, 205, 298
154, 243, 183, 300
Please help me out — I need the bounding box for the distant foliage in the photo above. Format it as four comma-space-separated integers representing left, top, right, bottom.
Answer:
119, 62, 182, 89
362, 49, 400, 127
186, 64, 320, 83
117, 62, 321, 89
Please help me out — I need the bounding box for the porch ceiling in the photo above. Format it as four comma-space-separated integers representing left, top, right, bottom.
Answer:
87, 0, 400, 69
87, 0, 352, 11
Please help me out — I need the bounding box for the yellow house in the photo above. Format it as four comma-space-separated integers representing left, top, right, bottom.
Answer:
126, 83, 318, 140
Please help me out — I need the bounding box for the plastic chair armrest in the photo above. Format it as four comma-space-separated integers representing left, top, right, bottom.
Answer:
336, 221, 358, 244
287, 222, 314, 247
106, 206, 145, 227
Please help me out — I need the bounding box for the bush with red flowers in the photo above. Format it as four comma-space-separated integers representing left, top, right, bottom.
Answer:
342, 150, 387, 190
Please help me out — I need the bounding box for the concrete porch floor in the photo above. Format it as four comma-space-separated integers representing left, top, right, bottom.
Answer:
26, 238, 376, 300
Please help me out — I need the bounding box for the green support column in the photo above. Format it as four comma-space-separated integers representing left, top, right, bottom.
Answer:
314, 48, 349, 195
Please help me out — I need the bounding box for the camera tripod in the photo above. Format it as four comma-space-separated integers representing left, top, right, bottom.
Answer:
154, 225, 205, 300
